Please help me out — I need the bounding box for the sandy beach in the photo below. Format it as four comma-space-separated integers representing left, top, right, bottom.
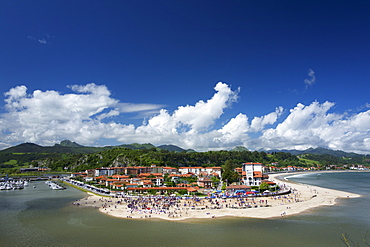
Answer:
73, 172, 360, 221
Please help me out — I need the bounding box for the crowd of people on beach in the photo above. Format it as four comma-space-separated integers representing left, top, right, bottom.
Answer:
72, 187, 304, 220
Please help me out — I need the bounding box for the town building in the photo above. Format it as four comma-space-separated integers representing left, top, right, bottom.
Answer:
241, 162, 269, 186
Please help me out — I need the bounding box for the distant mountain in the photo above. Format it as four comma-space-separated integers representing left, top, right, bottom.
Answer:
266, 147, 363, 158
57, 140, 84, 148
0, 141, 192, 154
2, 143, 46, 153
157, 144, 185, 152
3, 141, 367, 158
0, 141, 106, 154
232, 146, 249, 152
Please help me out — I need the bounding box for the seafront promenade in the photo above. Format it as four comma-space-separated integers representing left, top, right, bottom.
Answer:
71, 172, 361, 220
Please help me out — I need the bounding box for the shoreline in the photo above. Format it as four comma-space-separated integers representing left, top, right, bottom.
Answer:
73, 171, 361, 221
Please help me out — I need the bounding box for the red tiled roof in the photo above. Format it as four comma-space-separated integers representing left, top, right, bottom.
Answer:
253, 171, 263, 178
106, 179, 118, 182
261, 180, 276, 185
151, 173, 163, 176
112, 175, 129, 179
138, 173, 151, 177
187, 187, 197, 192
180, 174, 193, 177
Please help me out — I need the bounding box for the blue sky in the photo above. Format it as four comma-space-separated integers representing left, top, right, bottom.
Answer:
1, 0, 370, 153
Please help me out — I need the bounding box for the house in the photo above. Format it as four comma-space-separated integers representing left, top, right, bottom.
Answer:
112, 174, 130, 180
197, 177, 213, 189
242, 162, 269, 186
111, 167, 125, 174
86, 169, 95, 177
150, 165, 164, 174
205, 167, 222, 177
105, 178, 119, 187
71, 172, 87, 178
163, 167, 178, 174
178, 166, 222, 177
152, 176, 164, 186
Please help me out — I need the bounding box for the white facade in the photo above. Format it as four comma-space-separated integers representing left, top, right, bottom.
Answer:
178, 167, 222, 177
95, 167, 115, 177
242, 162, 264, 186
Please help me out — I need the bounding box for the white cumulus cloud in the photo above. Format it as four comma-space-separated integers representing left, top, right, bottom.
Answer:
1, 82, 370, 154
0, 83, 162, 146
257, 101, 370, 153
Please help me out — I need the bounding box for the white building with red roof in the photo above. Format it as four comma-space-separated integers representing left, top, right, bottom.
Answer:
242, 162, 269, 186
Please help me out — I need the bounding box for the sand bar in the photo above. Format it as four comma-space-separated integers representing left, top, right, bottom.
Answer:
72, 172, 360, 221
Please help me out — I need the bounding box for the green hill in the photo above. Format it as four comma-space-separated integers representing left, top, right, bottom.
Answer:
157, 144, 185, 152
267, 147, 363, 158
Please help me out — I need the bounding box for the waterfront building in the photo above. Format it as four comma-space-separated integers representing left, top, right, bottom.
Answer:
241, 162, 269, 186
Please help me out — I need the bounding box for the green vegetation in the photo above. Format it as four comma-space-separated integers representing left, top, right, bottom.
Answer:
222, 160, 240, 185
1, 141, 369, 175
259, 182, 270, 192
4, 159, 17, 165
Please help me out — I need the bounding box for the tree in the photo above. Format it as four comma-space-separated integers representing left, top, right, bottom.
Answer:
222, 160, 240, 184
211, 176, 220, 188
259, 182, 270, 192
147, 189, 156, 195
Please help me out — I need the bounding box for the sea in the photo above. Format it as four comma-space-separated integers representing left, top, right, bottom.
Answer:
0, 171, 369, 247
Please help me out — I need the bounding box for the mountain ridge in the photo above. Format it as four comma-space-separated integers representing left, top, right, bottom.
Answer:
1, 141, 367, 158
0, 140, 193, 154
265, 147, 363, 158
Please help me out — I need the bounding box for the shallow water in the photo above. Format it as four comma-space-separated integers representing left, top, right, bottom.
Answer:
1, 172, 369, 246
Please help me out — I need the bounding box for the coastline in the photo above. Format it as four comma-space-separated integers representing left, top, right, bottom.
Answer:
73, 171, 361, 221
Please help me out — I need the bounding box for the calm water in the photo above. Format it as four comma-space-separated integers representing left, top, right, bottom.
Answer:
1, 172, 369, 247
